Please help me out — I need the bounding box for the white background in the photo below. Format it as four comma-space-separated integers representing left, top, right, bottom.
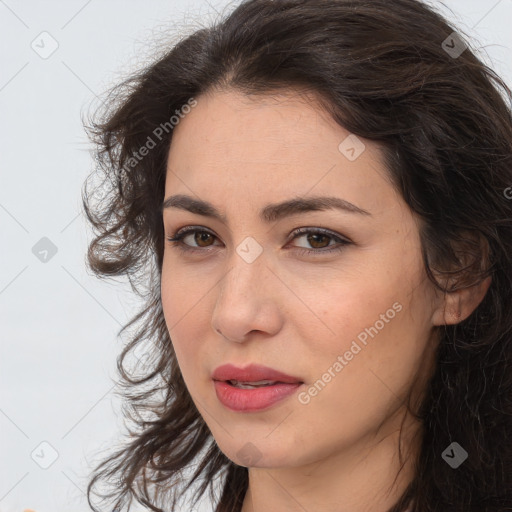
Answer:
1, 1, 511, 511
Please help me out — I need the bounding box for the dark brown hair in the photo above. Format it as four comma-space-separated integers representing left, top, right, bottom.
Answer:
82, 0, 512, 510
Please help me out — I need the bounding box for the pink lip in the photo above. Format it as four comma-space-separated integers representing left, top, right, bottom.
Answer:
211, 363, 304, 412
213, 381, 302, 412
211, 363, 302, 384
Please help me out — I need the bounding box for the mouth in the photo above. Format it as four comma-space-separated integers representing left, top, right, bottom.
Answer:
211, 363, 304, 412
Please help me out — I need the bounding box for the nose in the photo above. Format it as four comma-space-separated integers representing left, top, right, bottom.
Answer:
211, 253, 283, 343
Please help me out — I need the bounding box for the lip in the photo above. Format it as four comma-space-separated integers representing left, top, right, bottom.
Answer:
213, 381, 303, 412
211, 363, 303, 384
212, 363, 304, 412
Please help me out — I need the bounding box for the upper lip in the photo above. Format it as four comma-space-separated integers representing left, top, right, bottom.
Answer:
212, 363, 303, 384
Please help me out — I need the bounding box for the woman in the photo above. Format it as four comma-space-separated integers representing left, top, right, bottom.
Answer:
82, 0, 512, 510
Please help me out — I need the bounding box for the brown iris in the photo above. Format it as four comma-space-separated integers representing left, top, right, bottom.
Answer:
307, 233, 330, 249
195, 231, 215, 247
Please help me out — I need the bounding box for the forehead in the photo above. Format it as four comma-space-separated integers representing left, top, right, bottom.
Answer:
169, 87, 341, 154
164, 88, 396, 218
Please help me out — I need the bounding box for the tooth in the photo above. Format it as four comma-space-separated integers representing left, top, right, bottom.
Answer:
229, 379, 279, 388
231, 380, 278, 385
241, 380, 272, 385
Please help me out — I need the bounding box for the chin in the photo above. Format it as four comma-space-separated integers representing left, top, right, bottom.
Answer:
213, 438, 291, 468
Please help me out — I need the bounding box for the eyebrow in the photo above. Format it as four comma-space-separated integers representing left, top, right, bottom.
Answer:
161, 194, 371, 225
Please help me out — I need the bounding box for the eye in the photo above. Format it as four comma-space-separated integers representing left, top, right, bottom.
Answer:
166, 226, 221, 253
290, 227, 351, 256
165, 226, 352, 256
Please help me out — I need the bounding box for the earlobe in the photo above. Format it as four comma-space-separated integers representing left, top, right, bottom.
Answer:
432, 275, 492, 326
431, 292, 461, 326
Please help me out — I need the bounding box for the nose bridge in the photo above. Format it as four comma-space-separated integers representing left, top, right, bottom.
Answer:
212, 243, 281, 341
219, 243, 268, 306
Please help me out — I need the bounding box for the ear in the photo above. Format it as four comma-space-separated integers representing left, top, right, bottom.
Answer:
430, 230, 492, 326
431, 274, 491, 326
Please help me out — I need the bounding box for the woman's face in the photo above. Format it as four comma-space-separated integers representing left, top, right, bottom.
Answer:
160, 88, 441, 469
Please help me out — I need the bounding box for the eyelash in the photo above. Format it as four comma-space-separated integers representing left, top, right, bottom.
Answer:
165, 226, 351, 257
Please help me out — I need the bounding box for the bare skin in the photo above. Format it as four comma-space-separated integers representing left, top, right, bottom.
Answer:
160, 88, 490, 512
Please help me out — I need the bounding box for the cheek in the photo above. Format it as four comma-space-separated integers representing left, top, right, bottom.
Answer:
160, 268, 207, 386
294, 261, 430, 391
160, 259, 206, 333
292, 275, 399, 355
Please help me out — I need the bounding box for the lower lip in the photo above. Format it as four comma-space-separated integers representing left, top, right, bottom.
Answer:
213, 380, 303, 412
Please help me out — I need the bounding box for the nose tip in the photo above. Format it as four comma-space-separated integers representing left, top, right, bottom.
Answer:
211, 258, 285, 342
